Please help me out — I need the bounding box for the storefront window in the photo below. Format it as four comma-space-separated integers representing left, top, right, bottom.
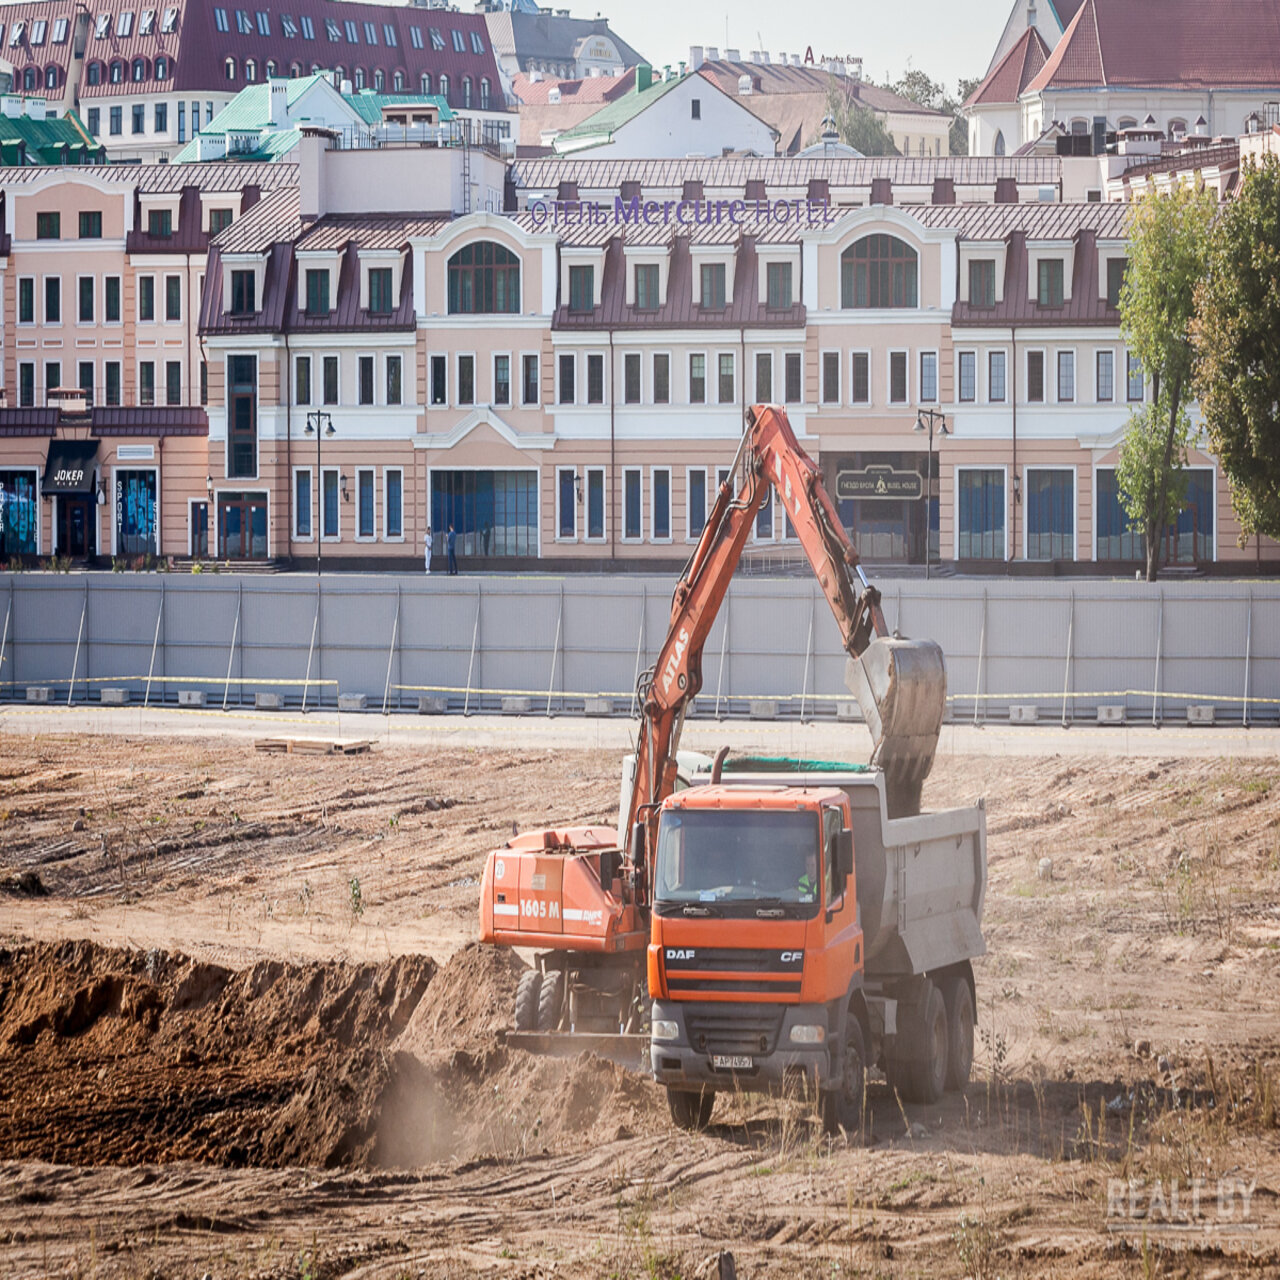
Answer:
958, 469, 1005, 560
115, 469, 157, 556
0, 470, 39, 556
1025, 469, 1074, 560
430, 470, 537, 557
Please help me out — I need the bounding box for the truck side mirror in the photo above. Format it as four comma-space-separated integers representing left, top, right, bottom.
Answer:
629, 821, 646, 867
838, 829, 854, 883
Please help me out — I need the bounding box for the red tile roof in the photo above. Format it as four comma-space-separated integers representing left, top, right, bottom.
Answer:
964, 28, 1050, 108
511, 68, 635, 105
1027, 0, 1280, 92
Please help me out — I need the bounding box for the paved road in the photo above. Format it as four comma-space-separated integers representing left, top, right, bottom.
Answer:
2, 702, 1278, 759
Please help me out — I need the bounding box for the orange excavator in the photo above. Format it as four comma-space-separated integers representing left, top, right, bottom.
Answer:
478, 405, 956, 1077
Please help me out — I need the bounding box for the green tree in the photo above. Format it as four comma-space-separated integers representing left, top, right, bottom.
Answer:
1192, 155, 1280, 543
885, 66, 980, 156
1118, 182, 1216, 580
821, 80, 898, 156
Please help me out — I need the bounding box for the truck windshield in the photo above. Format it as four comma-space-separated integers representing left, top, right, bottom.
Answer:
653, 808, 820, 907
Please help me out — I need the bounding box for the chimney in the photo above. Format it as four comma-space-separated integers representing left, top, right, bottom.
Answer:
706, 46, 719, 62
760, 51, 771, 64
725, 47, 740, 61
790, 53, 801, 66
738, 74, 752, 95
269, 80, 288, 127
341, 78, 353, 97
547, 85, 561, 103
635, 63, 652, 92
689, 45, 704, 70
1, 97, 22, 119
25, 97, 46, 121
1194, 114, 1207, 135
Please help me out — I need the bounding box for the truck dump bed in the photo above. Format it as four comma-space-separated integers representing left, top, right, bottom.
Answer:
683, 760, 986, 979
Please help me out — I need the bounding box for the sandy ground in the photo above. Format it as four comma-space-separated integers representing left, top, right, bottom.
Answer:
0, 726, 1277, 1278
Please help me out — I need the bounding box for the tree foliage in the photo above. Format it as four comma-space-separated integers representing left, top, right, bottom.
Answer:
1117, 182, 1216, 579
883, 66, 980, 156
822, 80, 898, 156
1192, 155, 1280, 543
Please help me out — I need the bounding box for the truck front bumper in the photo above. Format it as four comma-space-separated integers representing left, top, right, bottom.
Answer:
649, 999, 833, 1094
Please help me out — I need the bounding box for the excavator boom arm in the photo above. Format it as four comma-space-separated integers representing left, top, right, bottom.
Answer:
623, 405, 947, 902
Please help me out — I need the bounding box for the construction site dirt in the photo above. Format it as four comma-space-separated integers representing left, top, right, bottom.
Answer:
0, 731, 1277, 1278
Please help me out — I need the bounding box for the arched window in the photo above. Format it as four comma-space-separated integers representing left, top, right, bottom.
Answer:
374, 68, 384, 92
439, 73, 449, 103
1118, 117, 1138, 130
224, 57, 236, 81
110, 60, 124, 84
333, 65, 345, 86
480, 77, 490, 109
462, 76, 472, 107
154, 56, 168, 80
448, 241, 521, 314
244, 58, 257, 82
132, 58, 147, 82
420, 72, 431, 94
993, 128, 1006, 156
1168, 117, 1187, 137
393, 70, 405, 91
266, 59, 277, 78
311, 63, 321, 75
23, 67, 36, 92
1070, 117, 1089, 134
354, 66, 365, 89
45, 66, 58, 90
841, 235, 918, 309
290, 62, 301, 78
87, 61, 102, 86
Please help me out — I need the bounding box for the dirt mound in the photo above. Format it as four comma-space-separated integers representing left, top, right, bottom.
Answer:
0, 940, 665, 1171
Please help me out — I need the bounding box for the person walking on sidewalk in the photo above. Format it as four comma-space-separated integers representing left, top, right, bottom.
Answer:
423, 524, 433, 574
446, 524, 458, 575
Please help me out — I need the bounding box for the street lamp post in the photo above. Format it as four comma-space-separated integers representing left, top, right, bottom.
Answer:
304, 410, 334, 576
913, 407, 948, 580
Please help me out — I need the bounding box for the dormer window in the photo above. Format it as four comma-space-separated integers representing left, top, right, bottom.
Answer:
368, 267, 394, 314
304, 268, 330, 316
230, 271, 256, 315
132, 58, 146, 82
1106, 257, 1127, 307
568, 264, 594, 312
116, 11, 133, 37
1037, 259, 1064, 307
635, 263, 660, 310
139, 9, 154, 35
969, 259, 995, 307
700, 263, 726, 309
148, 209, 172, 237
161, 6, 178, 32
95, 13, 110, 38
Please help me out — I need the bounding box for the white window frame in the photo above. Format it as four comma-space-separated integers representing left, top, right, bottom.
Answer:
754, 349, 774, 404
42, 273, 62, 327
491, 351, 511, 408
385, 352, 403, 407
1055, 349, 1076, 403
16, 275, 35, 327
186, 496, 207, 558
622, 349, 644, 405
919, 349, 938, 404
558, 351, 577, 406
1025, 347, 1047, 404
0, 465, 40, 554
357, 354, 377, 407
957, 349, 977, 403
383, 467, 404, 541
651, 350, 672, 405
585, 351, 606, 405
455, 351, 476, 407
688, 350, 708, 405
715, 350, 736, 406
520, 350, 539, 407
1125, 349, 1146, 403
850, 350, 872, 405
104, 274, 123, 327
292, 465, 314, 541
782, 350, 803, 405
428, 353, 447, 408
321, 465, 341, 541
1095, 347, 1116, 403
584, 466, 606, 543
650, 465, 672, 544
75, 273, 96, 326
887, 349, 909, 405
555, 465, 578, 543
108, 465, 159, 558
354, 466, 377, 541
820, 349, 841, 405
953, 464, 1009, 562
987, 349, 1008, 404
1022, 464, 1077, 562
294, 353, 313, 406
621, 466, 643, 542
685, 466, 708, 544
136, 272, 156, 325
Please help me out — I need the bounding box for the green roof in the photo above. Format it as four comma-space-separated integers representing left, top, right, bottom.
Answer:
552, 72, 687, 154
208, 73, 332, 133
345, 90, 454, 124
0, 109, 104, 166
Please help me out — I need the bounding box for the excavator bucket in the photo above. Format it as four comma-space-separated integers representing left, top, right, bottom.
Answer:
845, 637, 947, 818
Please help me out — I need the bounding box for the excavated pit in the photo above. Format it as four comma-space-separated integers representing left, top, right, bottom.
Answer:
0, 940, 665, 1171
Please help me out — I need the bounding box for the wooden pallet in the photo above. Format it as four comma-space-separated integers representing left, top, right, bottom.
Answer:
254, 737, 374, 756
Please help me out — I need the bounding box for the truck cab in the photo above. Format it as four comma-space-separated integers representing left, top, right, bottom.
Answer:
647, 784, 868, 1130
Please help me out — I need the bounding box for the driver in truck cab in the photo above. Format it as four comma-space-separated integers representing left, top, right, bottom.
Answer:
797, 848, 819, 901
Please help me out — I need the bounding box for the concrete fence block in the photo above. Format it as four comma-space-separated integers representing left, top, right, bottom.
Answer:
1008, 704, 1038, 724
337, 693, 368, 712
1097, 704, 1126, 725
255, 692, 284, 711
583, 696, 613, 717
1187, 704, 1215, 725
835, 700, 861, 722
749, 698, 779, 721
26, 686, 52, 703
177, 690, 205, 708
501, 695, 533, 715
99, 688, 130, 706
417, 695, 447, 715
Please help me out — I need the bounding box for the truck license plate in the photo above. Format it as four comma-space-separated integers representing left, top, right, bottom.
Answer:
712, 1054, 752, 1070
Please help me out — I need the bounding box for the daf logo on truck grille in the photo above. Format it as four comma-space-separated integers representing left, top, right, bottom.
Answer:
667, 949, 695, 961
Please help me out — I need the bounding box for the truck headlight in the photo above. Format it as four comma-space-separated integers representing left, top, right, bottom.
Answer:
651, 1019, 680, 1041
789, 1024, 825, 1045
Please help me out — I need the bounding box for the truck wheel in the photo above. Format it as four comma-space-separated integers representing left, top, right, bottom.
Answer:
667, 1087, 715, 1131
893, 982, 948, 1105
941, 975, 974, 1092
514, 970, 542, 1032
536, 969, 565, 1033
821, 1017, 866, 1136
